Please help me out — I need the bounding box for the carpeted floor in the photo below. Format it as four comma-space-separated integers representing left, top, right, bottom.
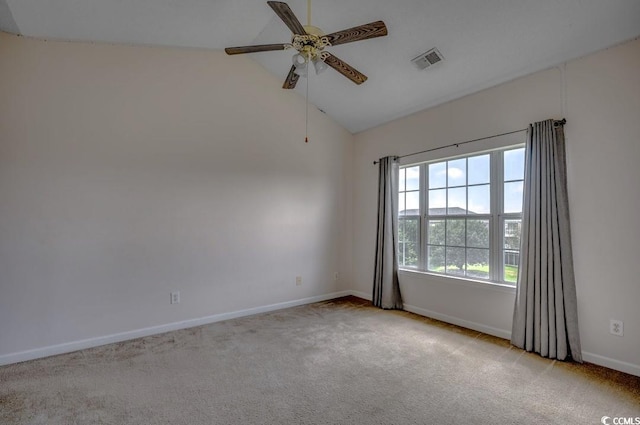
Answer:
1, 296, 639, 424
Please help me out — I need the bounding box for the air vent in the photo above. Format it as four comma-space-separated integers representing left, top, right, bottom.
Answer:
411, 48, 444, 70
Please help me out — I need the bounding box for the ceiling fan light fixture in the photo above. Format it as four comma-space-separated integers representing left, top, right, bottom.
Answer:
312, 57, 328, 74
292, 53, 308, 76
292, 52, 307, 66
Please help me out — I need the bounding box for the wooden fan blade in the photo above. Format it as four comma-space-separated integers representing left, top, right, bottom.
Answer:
283, 65, 300, 89
325, 21, 388, 46
225, 44, 289, 55
323, 53, 368, 85
267, 1, 307, 35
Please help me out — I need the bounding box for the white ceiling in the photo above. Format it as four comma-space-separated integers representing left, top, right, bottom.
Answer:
2, 0, 639, 133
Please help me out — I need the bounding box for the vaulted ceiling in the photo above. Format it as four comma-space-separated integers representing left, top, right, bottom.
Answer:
1, 0, 639, 133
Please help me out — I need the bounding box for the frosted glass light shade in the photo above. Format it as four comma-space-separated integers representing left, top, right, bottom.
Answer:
292, 53, 308, 76
312, 57, 328, 74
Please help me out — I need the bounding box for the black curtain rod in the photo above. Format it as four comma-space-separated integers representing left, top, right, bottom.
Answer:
373, 119, 566, 165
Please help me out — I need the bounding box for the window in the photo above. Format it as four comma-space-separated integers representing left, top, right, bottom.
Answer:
398, 146, 525, 285
398, 166, 420, 268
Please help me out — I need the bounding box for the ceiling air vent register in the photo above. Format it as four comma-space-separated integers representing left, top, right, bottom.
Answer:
411, 48, 444, 70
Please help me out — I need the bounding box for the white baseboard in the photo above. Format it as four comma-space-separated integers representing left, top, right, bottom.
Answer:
347, 290, 511, 339
347, 291, 640, 377
347, 291, 511, 339
582, 351, 640, 377
0, 290, 352, 367
399, 300, 640, 377
401, 303, 513, 340
349, 290, 372, 301
3, 289, 638, 378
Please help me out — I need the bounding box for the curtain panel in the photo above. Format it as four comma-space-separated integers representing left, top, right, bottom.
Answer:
511, 119, 582, 362
373, 156, 403, 309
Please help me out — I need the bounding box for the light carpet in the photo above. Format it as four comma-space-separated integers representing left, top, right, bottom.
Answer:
1, 296, 639, 424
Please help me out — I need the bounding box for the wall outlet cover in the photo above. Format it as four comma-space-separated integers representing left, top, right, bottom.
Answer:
609, 319, 623, 336
170, 291, 180, 305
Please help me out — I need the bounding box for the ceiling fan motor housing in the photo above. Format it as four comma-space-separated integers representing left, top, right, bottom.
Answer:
303, 25, 324, 36
291, 30, 331, 60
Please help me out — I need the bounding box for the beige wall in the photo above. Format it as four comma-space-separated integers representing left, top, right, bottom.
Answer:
0, 32, 354, 361
353, 38, 640, 375
564, 39, 640, 372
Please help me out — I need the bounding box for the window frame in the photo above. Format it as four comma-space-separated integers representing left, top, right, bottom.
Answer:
398, 144, 525, 286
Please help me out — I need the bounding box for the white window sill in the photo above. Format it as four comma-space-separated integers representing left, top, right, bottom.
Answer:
398, 268, 517, 294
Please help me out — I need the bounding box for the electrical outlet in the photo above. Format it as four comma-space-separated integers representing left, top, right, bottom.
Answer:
170, 291, 180, 305
609, 319, 623, 337
295, 276, 302, 286
334, 272, 339, 281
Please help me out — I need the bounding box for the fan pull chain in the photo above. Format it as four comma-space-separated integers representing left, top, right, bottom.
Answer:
305, 52, 309, 143
305, 0, 311, 144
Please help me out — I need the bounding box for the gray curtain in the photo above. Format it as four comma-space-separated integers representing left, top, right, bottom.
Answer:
373, 156, 403, 309
511, 119, 582, 362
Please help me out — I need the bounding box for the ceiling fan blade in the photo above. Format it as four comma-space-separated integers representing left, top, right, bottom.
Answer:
225, 44, 289, 55
323, 53, 368, 85
267, 1, 307, 35
325, 21, 388, 46
283, 65, 300, 89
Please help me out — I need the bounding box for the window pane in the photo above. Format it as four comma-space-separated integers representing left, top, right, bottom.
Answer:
504, 181, 524, 213
406, 191, 420, 213
398, 192, 405, 215
404, 243, 419, 267
468, 184, 490, 214
447, 187, 466, 214
402, 217, 419, 243
504, 251, 519, 284
504, 148, 525, 181
447, 158, 466, 187
398, 221, 405, 265
429, 162, 446, 189
504, 219, 521, 250
398, 219, 406, 243
429, 189, 446, 215
466, 248, 490, 279
428, 246, 445, 272
406, 166, 420, 191
468, 154, 490, 185
467, 219, 489, 248
446, 219, 465, 247
399, 216, 419, 268
446, 247, 465, 276
398, 241, 406, 266
428, 220, 445, 245
503, 218, 521, 283
399, 168, 406, 192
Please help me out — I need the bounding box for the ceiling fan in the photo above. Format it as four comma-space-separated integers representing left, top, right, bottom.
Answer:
225, 1, 388, 89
